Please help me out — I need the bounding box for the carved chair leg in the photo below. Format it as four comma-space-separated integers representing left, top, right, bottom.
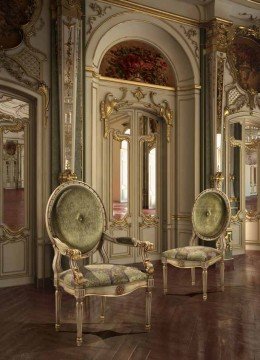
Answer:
100, 296, 106, 320
202, 267, 208, 301
162, 261, 168, 295
220, 259, 225, 291
191, 268, 195, 286
55, 287, 62, 331
145, 289, 152, 331
76, 298, 84, 346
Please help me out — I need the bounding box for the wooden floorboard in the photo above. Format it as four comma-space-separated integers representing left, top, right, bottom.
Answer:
0, 251, 260, 360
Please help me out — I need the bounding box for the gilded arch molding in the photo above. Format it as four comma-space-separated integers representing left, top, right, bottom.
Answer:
100, 87, 174, 142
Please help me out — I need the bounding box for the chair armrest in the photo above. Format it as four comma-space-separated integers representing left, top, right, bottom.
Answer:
53, 237, 82, 260
102, 232, 154, 275
102, 232, 153, 249
53, 237, 85, 285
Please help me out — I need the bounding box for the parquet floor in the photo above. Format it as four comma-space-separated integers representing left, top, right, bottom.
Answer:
0, 251, 259, 360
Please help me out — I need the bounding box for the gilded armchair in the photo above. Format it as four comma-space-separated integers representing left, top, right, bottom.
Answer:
162, 188, 231, 300
45, 180, 154, 346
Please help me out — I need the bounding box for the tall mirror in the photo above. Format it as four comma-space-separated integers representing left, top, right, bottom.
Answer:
0, 95, 28, 231
229, 122, 242, 217
110, 112, 131, 220
139, 115, 158, 218
245, 124, 260, 219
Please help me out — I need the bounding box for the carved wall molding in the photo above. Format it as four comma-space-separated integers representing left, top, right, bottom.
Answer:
216, 54, 225, 133
57, 0, 83, 178
205, 19, 234, 53
87, 2, 111, 35
180, 25, 199, 59
100, 87, 174, 142
224, 83, 250, 117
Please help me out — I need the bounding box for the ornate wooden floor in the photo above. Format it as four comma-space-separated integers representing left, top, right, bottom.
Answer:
0, 251, 259, 360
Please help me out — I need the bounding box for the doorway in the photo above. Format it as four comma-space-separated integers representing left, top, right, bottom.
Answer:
0, 90, 35, 286
104, 108, 166, 263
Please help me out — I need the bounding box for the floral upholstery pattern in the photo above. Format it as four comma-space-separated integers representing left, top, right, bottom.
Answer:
162, 246, 221, 262
60, 264, 147, 289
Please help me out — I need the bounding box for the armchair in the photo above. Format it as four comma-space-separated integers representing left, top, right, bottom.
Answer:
162, 188, 231, 300
45, 180, 154, 346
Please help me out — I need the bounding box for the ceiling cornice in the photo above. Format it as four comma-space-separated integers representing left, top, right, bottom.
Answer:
99, 0, 200, 26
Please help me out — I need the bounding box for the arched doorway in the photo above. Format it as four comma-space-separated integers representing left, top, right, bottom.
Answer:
85, 13, 200, 260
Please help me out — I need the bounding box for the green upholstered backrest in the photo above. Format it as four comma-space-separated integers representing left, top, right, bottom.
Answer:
192, 189, 231, 241
49, 182, 106, 254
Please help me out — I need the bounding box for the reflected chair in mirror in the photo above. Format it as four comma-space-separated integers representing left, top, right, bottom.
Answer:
45, 180, 154, 346
162, 188, 231, 300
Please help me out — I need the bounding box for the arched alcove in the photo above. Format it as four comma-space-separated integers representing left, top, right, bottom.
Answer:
99, 40, 175, 87
85, 10, 201, 256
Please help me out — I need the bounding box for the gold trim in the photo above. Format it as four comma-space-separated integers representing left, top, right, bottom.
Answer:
58, 169, 78, 183
172, 214, 191, 221
99, 0, 199, 26
86, 67, 176, 91
100, 87, 174, 142
177, 85, 201, 91
100, 75, 176, 91
230, 136, 242, 147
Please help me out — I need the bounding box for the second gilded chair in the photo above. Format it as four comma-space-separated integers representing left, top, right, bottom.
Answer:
161, 188, 231, 300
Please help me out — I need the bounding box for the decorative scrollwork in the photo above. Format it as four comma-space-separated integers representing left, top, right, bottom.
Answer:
100, 88, 174, 142
140, 214, 159, 228
100, 88, 129, 138
87, 2, 111, 35
230, 136, 242, 148
217, 55, 225, 132
180, 25, 199, 59
132, 87, 146, 101
148, 92, 173, 142
0, 224, 28, 243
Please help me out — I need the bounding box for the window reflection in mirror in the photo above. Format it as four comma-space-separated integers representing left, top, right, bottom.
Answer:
110, 113, 130, 220
140, 116, 158, 217
2, 129, 25, 230
245, 124, 259, 216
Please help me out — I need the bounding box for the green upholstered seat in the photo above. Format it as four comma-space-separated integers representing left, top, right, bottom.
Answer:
52, 186, 104, 253
60, 264, 147, 288
163, 246, 221, 262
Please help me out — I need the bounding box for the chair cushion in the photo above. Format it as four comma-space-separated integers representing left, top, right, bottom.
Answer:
60, 264, 147, 288
162, 246, 221, 262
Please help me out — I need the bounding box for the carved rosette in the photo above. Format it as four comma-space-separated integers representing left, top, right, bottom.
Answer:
57, 0, 82, 179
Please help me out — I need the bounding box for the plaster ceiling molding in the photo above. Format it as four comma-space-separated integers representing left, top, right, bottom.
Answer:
231, 12, 260, 25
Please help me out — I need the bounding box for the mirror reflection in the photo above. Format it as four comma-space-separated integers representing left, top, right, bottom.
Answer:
140, 116, 158, 217
245, 125, 260, 216
229, 142, 241, 216
110, 113, 130, 220
2, 129, 25, 230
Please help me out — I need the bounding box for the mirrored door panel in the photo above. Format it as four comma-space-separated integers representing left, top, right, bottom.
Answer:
2, 128, 26, 230
106, 109, 163, 263
0, 92, 34, 286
